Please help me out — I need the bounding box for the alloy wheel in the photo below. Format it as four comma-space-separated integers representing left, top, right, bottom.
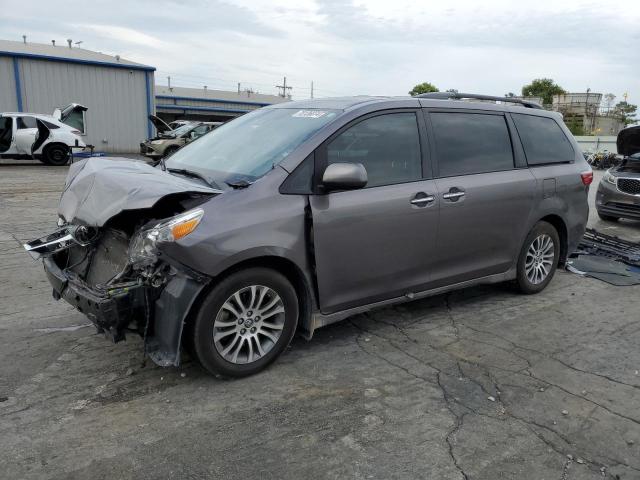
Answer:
212, 285, 285, 364
525, 234, 555, 285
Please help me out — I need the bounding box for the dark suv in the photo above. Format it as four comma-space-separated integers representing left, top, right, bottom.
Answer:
26, 93, 591, 377
596, 125, 640, 221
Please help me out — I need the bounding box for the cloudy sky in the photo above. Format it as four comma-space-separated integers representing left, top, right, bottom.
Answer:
1, 0, 638, 102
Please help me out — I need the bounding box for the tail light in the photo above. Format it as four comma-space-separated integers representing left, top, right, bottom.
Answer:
580, 171, 593, 186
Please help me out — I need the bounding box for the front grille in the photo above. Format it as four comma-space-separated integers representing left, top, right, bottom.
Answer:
607, 202, 640, 213
618, 178, 640, 195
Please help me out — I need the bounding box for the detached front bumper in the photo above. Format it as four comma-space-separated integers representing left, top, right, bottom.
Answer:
41, 253, 208, 367
44, 256, 147, 342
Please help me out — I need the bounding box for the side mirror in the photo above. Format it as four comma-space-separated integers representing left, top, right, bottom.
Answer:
322, 162, 367, 192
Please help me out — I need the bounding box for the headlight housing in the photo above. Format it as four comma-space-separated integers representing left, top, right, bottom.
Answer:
150, 140, 164, 145
128, 209, 204, 266
604, 170, 617, 185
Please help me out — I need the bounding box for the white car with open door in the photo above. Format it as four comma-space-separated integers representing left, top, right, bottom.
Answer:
0, 103, 87, 166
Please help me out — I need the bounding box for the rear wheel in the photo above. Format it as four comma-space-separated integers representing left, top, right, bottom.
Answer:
597, 211, 619, 222
191, 268, 298, 377
516, 221, 560, 294
42, 144, 70, 166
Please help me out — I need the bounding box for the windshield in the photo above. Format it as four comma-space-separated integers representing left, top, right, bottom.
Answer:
167, 123, 197, 137
165, 108, 340, 184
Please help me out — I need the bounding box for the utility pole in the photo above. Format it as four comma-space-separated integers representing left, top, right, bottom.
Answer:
310, 81, 314, 99
275, 76, 292, 98
237, 82, 241, 94
167, 76, 171, 90
585, 88, 591, 134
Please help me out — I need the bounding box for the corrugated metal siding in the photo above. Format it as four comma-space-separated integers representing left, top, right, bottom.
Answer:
17, 58, 152, 153
0, 57, 18, 112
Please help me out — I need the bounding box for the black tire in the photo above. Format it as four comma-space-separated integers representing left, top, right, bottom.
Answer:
597, 211, 619, 222
42, 144, 70, 166
163, 146, 180, 158
191, 268, 298, 377
515, 221, 560, 294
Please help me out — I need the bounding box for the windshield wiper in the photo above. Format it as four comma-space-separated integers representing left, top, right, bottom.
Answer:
225, 179, 253, 189
167, 168, 218, 189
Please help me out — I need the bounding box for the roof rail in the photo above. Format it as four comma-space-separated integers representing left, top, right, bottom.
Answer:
416, 92, 544, 110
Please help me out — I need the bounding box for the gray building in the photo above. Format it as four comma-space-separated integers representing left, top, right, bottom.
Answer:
0, 39, 155, 153
155, 85, 288, 123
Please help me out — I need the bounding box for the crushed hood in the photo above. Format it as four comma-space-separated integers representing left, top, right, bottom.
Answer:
59, 158, 221, 227
617, 125, 640, 157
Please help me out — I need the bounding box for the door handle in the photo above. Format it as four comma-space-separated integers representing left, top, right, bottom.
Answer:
443, 190, 465, 200
411, 194, 435, 206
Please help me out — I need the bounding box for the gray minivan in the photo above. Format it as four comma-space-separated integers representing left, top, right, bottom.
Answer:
25, 93, 591, 377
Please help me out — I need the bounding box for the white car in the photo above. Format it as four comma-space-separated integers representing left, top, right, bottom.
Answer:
0, 104, 87, 166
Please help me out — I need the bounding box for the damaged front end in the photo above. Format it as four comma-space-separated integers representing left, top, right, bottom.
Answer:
25, 211, 208, 367
24, 158, 220, 367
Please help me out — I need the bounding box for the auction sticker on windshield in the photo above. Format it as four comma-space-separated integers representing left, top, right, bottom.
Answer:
292, 110, 328, 118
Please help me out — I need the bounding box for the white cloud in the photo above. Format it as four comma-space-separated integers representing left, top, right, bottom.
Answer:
0, 0, 638, 102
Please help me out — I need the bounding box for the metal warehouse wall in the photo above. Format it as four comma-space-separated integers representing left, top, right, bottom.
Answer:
0, 57, 18, 111
16, 59, 153, 153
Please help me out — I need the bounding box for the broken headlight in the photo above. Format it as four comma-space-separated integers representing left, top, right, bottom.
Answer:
128, 208, 204, 266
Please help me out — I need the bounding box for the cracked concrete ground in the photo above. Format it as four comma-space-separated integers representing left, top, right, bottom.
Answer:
1, 162, 639, 480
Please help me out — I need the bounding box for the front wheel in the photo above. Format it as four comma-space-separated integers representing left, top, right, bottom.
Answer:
515, 221, 560, 294
191, 268, 299, 377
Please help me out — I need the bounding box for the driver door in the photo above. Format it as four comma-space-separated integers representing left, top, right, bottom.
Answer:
310, 111, 440, 313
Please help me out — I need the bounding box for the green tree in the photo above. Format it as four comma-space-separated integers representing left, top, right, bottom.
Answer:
409, 82, 439, 96
615, 101, 638, 125
521, 78, 566, 105
565, 117, 585, 136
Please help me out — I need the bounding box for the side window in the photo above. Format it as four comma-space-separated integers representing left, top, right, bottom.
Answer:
63, 110, 86, 134
41, 120, 60, 129
16, 116, 37, 129
192, 125, 208, 136
511, 114, 574, 165
281, 153, 315, 194
326, 113, 422, 188
430, 112, 514, 177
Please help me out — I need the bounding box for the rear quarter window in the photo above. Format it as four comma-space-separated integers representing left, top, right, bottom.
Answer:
511, 114, 574, 165
430, 112, 514, 177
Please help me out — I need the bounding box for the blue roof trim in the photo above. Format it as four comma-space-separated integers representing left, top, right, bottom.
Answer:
155, 95, 271, 107
0, 51, 155, 71
156, 104, 251, 114
12, 57, 23, 112
145, 72, 153, 138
